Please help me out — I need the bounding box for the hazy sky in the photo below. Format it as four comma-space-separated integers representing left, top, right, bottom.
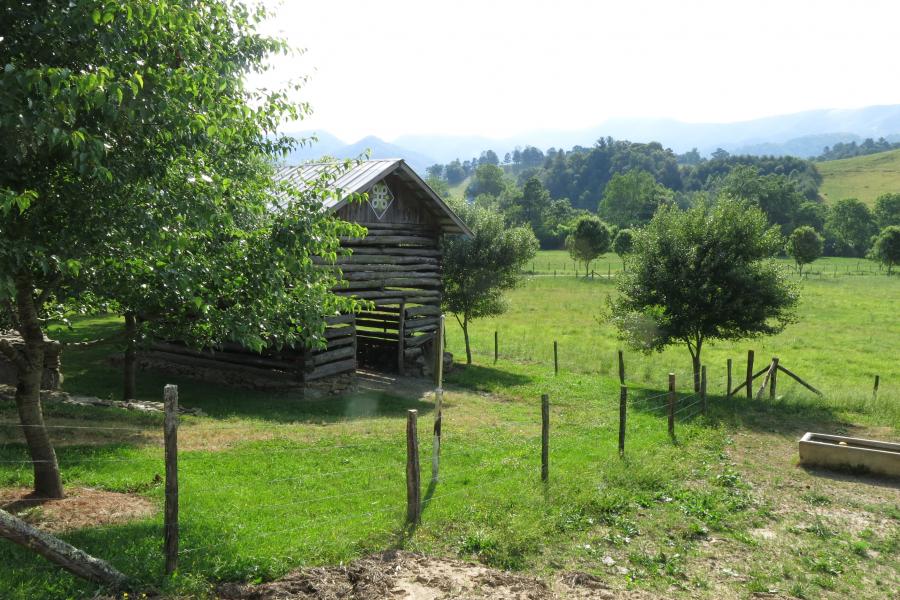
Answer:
252, 0, 900, 142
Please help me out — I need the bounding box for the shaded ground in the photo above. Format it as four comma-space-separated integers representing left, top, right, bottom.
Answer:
0, 486, 156, 533
217, 550, 659, 600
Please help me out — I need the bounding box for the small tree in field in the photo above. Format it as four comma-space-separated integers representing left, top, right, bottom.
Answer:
610, 199, 798, 392
787, 226, 824, 277
613, 228, 634, 270
442, 204, 538, 364
565, 215, 611, 276
869, 226, 900, 275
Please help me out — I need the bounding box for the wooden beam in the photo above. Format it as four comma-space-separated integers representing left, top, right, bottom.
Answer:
777, 364, 823, 396
304, 358, 356, 381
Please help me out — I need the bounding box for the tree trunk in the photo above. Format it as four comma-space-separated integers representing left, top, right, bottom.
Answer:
123, 312, 137, 401
462, 318, 472, 365
14, 277, 64, 499
687, 338, 701, 393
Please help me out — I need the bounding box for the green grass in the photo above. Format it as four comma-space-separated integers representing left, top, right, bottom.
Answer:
817, 148, 900, 206
0, 250, 897, 598
446, 252, 900, 428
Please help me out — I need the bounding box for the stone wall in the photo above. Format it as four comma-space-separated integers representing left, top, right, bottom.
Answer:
0, 333, 63, 390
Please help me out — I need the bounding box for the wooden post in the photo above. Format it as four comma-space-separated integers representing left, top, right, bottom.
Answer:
607, 263, 611, 278
432, 387, 442, 482
494, 330, 498, 364
553, 340, 558, 375
617, 350, 625, 385
769, 357, 779, 399
163, 384, 179, 576
0, 509, 128, 588
668, 373, 675, 438
746, 350, 754, 400
618, 385, 626, 457
406, 409, 421, 524
541, 394, 549, 481
397, 302, 406, 375
701, 365, 707, 415
433, 315, 444, 388
726, 358, 732, 399
873, 375, 880, 401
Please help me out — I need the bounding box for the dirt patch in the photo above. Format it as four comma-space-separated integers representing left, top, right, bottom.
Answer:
217, 551, 656, 599
0, 486, 155, 533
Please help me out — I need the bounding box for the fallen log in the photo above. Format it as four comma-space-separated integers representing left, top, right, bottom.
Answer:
0, 508, 128, 588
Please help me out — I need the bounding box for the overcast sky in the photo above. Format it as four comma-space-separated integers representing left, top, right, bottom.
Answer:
252, 0, 900, 142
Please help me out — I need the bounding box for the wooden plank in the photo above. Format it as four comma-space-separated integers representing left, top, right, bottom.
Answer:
342, 271, 440, 281
406, 332, 434, 347
356, 330, 400, 342
405, 305, 441, 318
398, 302, 406, 374
310, 345, 356, 367
341, 235, 436, 247
357, 222, 433, 232
149, 342, 300, 371
325, 314, 355, 325
541, 394, 549, 482
335, 254, 440, 266
777, 364, 823, 396
339, 263, 440, 273
730, 365, 769, 396
340, 246, 442, 258
323, 326, 355, 339
304, 358, 356, 381
355, 318, 400, 329
144, 350, 297, 380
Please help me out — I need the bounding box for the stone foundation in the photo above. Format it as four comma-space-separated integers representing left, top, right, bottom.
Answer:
0, 333, 63, 390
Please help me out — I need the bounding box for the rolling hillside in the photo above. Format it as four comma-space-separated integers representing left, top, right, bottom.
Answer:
817, 148, 900, 206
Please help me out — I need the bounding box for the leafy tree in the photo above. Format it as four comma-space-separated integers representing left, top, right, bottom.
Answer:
565, 216, 611, 276
0, 1, 359, 497
478, 150, 499, 166
425, 164, 444, 179
787, 226, 824, 276
466, 164, 508, 199
613, 228, 635, 262
444, 159, 466, 185
869, 226, 900, 275
425, 175, 450, 199
610, 199, 797, 391
442, 203, 538, 364
719, 166, 804, 232
795, 201, 827, 232
873, 193, 900, 229
825, 198, 877, 257
600, 170, 672, 228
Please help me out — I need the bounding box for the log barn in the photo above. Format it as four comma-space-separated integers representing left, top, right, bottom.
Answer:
141, 159, 470, 392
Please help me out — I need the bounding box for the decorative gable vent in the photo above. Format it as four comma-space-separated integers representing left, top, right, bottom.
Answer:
368, 182, 394, 220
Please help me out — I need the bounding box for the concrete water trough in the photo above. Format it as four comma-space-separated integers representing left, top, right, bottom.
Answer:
799, 432, 900, 477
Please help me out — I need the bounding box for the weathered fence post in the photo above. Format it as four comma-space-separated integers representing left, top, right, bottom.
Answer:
163, 384, 179, 576
873, 375, 880, 401
668, 373, 675, 439
617, 350, 625, 386
541, 394, 549, 481
746, 350, 754, 400
769, 357, 779, 399
726, 358, 732, 399
494, 330, 498, 364
433, 315, 444, 387
553, 341, 558, 375
701, 365, 707, 415
406, 409, 421, 525
432, 388, 442, 483
618, 385, 627, 457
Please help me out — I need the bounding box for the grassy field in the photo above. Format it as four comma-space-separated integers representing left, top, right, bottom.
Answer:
817, 149, 900, 206
0, 251, 897, 599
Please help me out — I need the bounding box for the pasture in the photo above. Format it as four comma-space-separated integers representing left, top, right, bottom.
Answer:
817, 148, 900, 206
0, 251, 897, 599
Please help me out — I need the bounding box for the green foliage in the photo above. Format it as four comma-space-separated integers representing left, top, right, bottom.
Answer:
787, 226, 824, 276
869, 226, 900, 275
613, 228, 635, 258
599, 170, 672, 228
465, 163, 509, 199
442, 202, 538, 362
873, 193, 900, 229
565, 215, 611, 276
683, 154, 821, 201
719, 166, 807, 233
825, 198, 877, 257
610, 199, 798, 387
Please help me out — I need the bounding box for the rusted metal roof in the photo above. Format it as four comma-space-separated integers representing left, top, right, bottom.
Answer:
275, 159, 471, 236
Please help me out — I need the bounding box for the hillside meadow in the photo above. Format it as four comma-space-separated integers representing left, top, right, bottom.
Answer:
817, 148, 900, 206
0, 250, 896, 599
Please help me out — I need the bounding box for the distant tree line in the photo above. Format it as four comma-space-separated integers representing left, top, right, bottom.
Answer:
424, 138, 900, 260
817, 138, 900, 161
